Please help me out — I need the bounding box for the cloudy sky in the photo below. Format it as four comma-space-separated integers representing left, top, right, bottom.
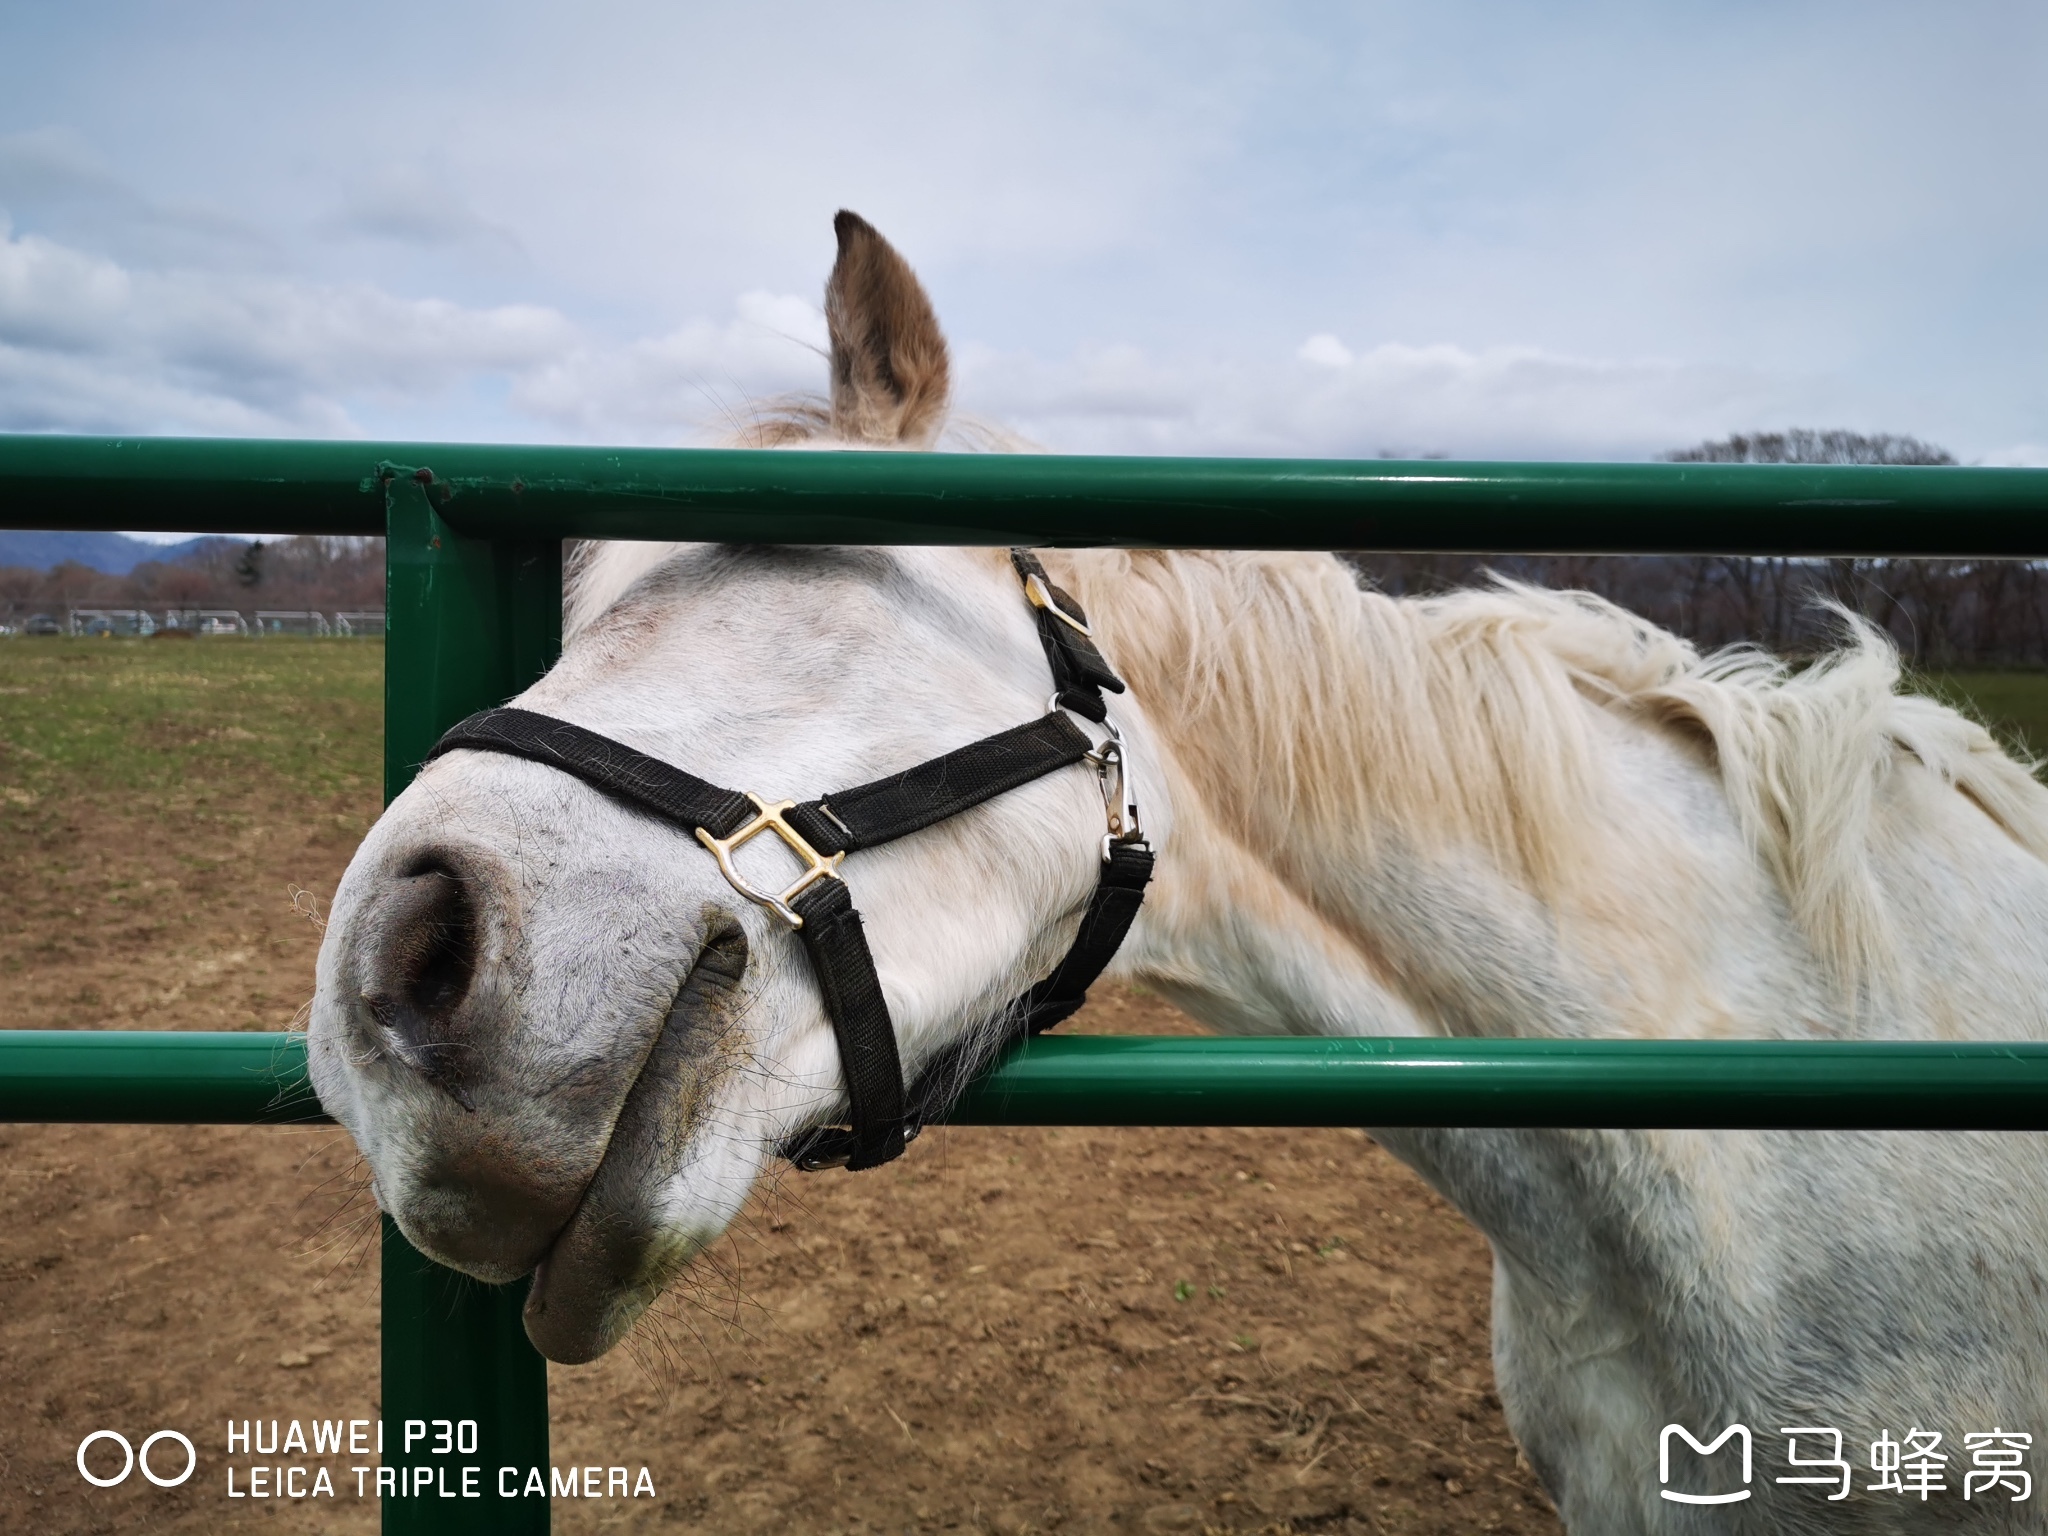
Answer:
1, 0, 2042, 478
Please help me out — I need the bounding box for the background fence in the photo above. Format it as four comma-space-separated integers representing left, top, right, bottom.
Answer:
3, 434, 2047, 1533
0, 605, 383, 636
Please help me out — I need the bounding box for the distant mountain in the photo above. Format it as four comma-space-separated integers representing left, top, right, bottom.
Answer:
0, 530, 226, 574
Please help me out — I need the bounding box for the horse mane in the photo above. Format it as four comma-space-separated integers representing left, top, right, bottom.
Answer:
1060, 549, 2048, 990
569, 529, 2048, 989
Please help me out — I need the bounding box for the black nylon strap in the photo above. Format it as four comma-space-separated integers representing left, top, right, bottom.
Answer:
427, 707, 755, 838
1010, 550, 1126, 723
788, 879, 908, 1170
1016, 839, 1156, 1036
420, 547, 1151, 1177
784, 714, 1093, 855
901, 836, 1155, 1129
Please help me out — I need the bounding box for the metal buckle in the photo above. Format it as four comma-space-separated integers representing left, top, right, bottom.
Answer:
1023, 572, 1093, 637
695, 792, 845, 928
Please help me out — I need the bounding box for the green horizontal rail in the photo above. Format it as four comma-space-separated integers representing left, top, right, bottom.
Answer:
0, 1031, 328, 1124
8, 1031, 2048, 1131
3, 435, 2046, 555
951, 1035, 2048, 1130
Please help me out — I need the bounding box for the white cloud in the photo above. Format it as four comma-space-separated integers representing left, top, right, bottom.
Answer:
508, 291, 828, 443
0, 222, 575, 434
318, 165, 525, 257
0, 223, 835, 444
1983, 445, 2048, 469
958, 338, 1825, 462
1297, 334, 1354, 370
0, 125, 274, 270
0, 220, 2000, 465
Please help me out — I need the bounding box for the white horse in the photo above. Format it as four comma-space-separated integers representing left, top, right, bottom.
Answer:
310, 213, 2048, 1533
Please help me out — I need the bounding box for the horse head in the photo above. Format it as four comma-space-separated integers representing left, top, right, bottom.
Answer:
307, 213, 1164, 1363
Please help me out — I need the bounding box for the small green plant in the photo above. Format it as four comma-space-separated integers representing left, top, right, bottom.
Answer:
1207, 1284, 1226, 1299
1234, 1334, 1258, 1352
1172, 1279, 1195, 1302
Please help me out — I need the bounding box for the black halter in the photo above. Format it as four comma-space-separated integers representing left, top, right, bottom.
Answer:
424, 550, 1154, 1172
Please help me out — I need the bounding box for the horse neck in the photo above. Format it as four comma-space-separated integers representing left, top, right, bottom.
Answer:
1061, 550, 1711, 1040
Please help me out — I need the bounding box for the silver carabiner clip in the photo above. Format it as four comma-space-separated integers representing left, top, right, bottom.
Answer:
1084, 717, 1142, 861
1050, 694, 1144, 861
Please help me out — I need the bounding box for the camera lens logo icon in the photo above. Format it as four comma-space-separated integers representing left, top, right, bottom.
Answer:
77, 1430, 197, 1488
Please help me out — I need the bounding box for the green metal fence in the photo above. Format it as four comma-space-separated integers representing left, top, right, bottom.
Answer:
3, 434, 2047, 1533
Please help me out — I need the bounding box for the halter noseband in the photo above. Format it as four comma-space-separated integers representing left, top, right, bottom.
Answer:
424, 550, 1154, 1172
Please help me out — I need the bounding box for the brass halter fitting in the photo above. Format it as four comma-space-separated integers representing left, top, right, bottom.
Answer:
694, 793, 845, 927
1022, 571, 1093, 637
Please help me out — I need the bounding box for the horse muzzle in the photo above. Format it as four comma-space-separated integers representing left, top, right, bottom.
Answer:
312, 831, 751, 1345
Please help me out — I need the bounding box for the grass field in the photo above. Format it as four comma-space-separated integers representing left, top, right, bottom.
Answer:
0, 635, 380, 804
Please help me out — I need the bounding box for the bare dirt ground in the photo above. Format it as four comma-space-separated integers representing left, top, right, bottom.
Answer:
0, 640, 1562, 1535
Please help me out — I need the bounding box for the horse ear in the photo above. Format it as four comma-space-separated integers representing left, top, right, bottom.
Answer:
824, 210, 951, 446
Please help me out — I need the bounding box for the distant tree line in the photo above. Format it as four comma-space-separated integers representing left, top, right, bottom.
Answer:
1349, 431, 2048, 667
1665, 429, 1956, 468
0, 535, 384, 623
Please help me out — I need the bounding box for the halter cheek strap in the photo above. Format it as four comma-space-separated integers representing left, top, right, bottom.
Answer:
424, 549, 1153, 1172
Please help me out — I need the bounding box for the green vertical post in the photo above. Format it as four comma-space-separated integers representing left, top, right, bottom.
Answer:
381, 469, 561, 1535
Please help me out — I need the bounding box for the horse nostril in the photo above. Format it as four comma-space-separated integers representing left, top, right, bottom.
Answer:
361, 859, 480, 1110
390, 863, 478, 1014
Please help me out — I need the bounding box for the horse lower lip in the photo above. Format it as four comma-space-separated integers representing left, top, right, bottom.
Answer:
521, 1196, 649, 1364
518, 1068, 671, 1363
519, 928, 745, 1363
521, 1159, 692, 1364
